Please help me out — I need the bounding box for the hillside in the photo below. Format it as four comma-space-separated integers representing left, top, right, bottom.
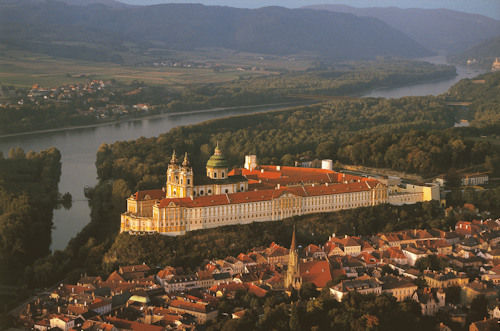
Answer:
447, 36, 500, 70
305, 4, 500, 54
0, 1, 432, 62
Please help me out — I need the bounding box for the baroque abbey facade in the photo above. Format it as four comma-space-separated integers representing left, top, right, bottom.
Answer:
120, 145, 439, 236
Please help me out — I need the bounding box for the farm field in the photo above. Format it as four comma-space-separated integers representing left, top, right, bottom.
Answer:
0, 46, 312, 88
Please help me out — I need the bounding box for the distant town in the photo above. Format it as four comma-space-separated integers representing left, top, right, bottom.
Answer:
0, 81, 156, 121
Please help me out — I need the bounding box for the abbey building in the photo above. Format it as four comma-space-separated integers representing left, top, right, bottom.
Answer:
120, 145, 439, 236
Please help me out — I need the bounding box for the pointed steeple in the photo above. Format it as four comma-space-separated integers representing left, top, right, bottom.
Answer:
286, 226, 301, 290
182, 152, 191, 168
170, 150, 178, 164
290, 226, 297, 252
214, 142, 221, 156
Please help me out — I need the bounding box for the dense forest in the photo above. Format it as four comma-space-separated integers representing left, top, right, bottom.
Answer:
0, 147, 61, 285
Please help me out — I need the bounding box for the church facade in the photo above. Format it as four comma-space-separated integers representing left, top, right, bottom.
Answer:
120, 145, 436, 236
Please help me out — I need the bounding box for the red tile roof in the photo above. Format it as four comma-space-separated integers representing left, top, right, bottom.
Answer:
133, 189, 165, 201
120, 264, 150, 274
209, 282, 246, 294
237, 253, 256, 264
107, 271, 125, 282
358, 252, 380, 265
157, 266, 177, 279
244, 284, 267, 298
105, 316, 164, 331
300, 260, 332, 288
157, 181, 374, 209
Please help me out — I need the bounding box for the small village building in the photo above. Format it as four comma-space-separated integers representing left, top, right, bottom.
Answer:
168, 299, 218, 323
424, 270, 469, 289
330, 277, 382, 302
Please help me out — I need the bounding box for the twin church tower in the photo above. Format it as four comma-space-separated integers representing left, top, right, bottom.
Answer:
165, 143, 249, 199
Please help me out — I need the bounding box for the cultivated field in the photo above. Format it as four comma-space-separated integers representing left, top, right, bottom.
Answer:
0, 46, 312, 88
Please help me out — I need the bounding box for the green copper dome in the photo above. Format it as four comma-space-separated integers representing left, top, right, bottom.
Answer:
206, 143, 229, 169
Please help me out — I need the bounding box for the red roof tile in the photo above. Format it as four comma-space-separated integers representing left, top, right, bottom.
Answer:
300, 260, 332, 288
133, 189, 165, 201
157, 181, 374, 209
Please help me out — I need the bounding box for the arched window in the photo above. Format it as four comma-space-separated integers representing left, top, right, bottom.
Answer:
221, 172, 225, 178
225, 189, 228, 193
200, 190, 204, 195
187, 179, 190, 185
214, 173, 217, 178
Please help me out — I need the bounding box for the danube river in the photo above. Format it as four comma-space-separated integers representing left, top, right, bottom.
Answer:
0, 59, 484, 251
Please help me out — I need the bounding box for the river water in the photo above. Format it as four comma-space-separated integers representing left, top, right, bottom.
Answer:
0, 58, 484, 251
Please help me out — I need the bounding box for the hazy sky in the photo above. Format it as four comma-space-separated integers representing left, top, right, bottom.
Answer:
118, 0, 500, 20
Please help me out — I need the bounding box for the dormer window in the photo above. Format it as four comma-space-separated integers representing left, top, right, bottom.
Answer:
214, 173, 217, 179
222, 172, 225, 178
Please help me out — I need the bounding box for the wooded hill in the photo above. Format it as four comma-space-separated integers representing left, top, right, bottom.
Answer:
0, 1, 432, 63
447, 36, 500, 69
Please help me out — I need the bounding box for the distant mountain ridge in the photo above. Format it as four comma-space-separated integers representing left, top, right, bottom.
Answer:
305, 4, 500, 54
0, 1, 432, 62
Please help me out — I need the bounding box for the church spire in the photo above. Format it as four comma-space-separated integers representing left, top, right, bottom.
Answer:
182, 152, 191, 168
214, 142, 221, 156
290, 226, 297, 252
170, 150, 178, 164
286, 225, 301, 290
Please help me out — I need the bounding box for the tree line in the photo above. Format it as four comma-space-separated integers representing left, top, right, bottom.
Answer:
0, 147, 61, 286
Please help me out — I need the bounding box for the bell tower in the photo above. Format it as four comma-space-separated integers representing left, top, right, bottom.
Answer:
166, 151, 180, 198
286, 226, 302, 290
179, 153, 194, 198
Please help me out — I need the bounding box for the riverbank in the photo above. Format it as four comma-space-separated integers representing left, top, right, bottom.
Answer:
0, 101, 309, 139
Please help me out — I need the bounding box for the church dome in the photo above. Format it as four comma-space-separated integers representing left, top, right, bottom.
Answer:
206, 143, 229, 169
